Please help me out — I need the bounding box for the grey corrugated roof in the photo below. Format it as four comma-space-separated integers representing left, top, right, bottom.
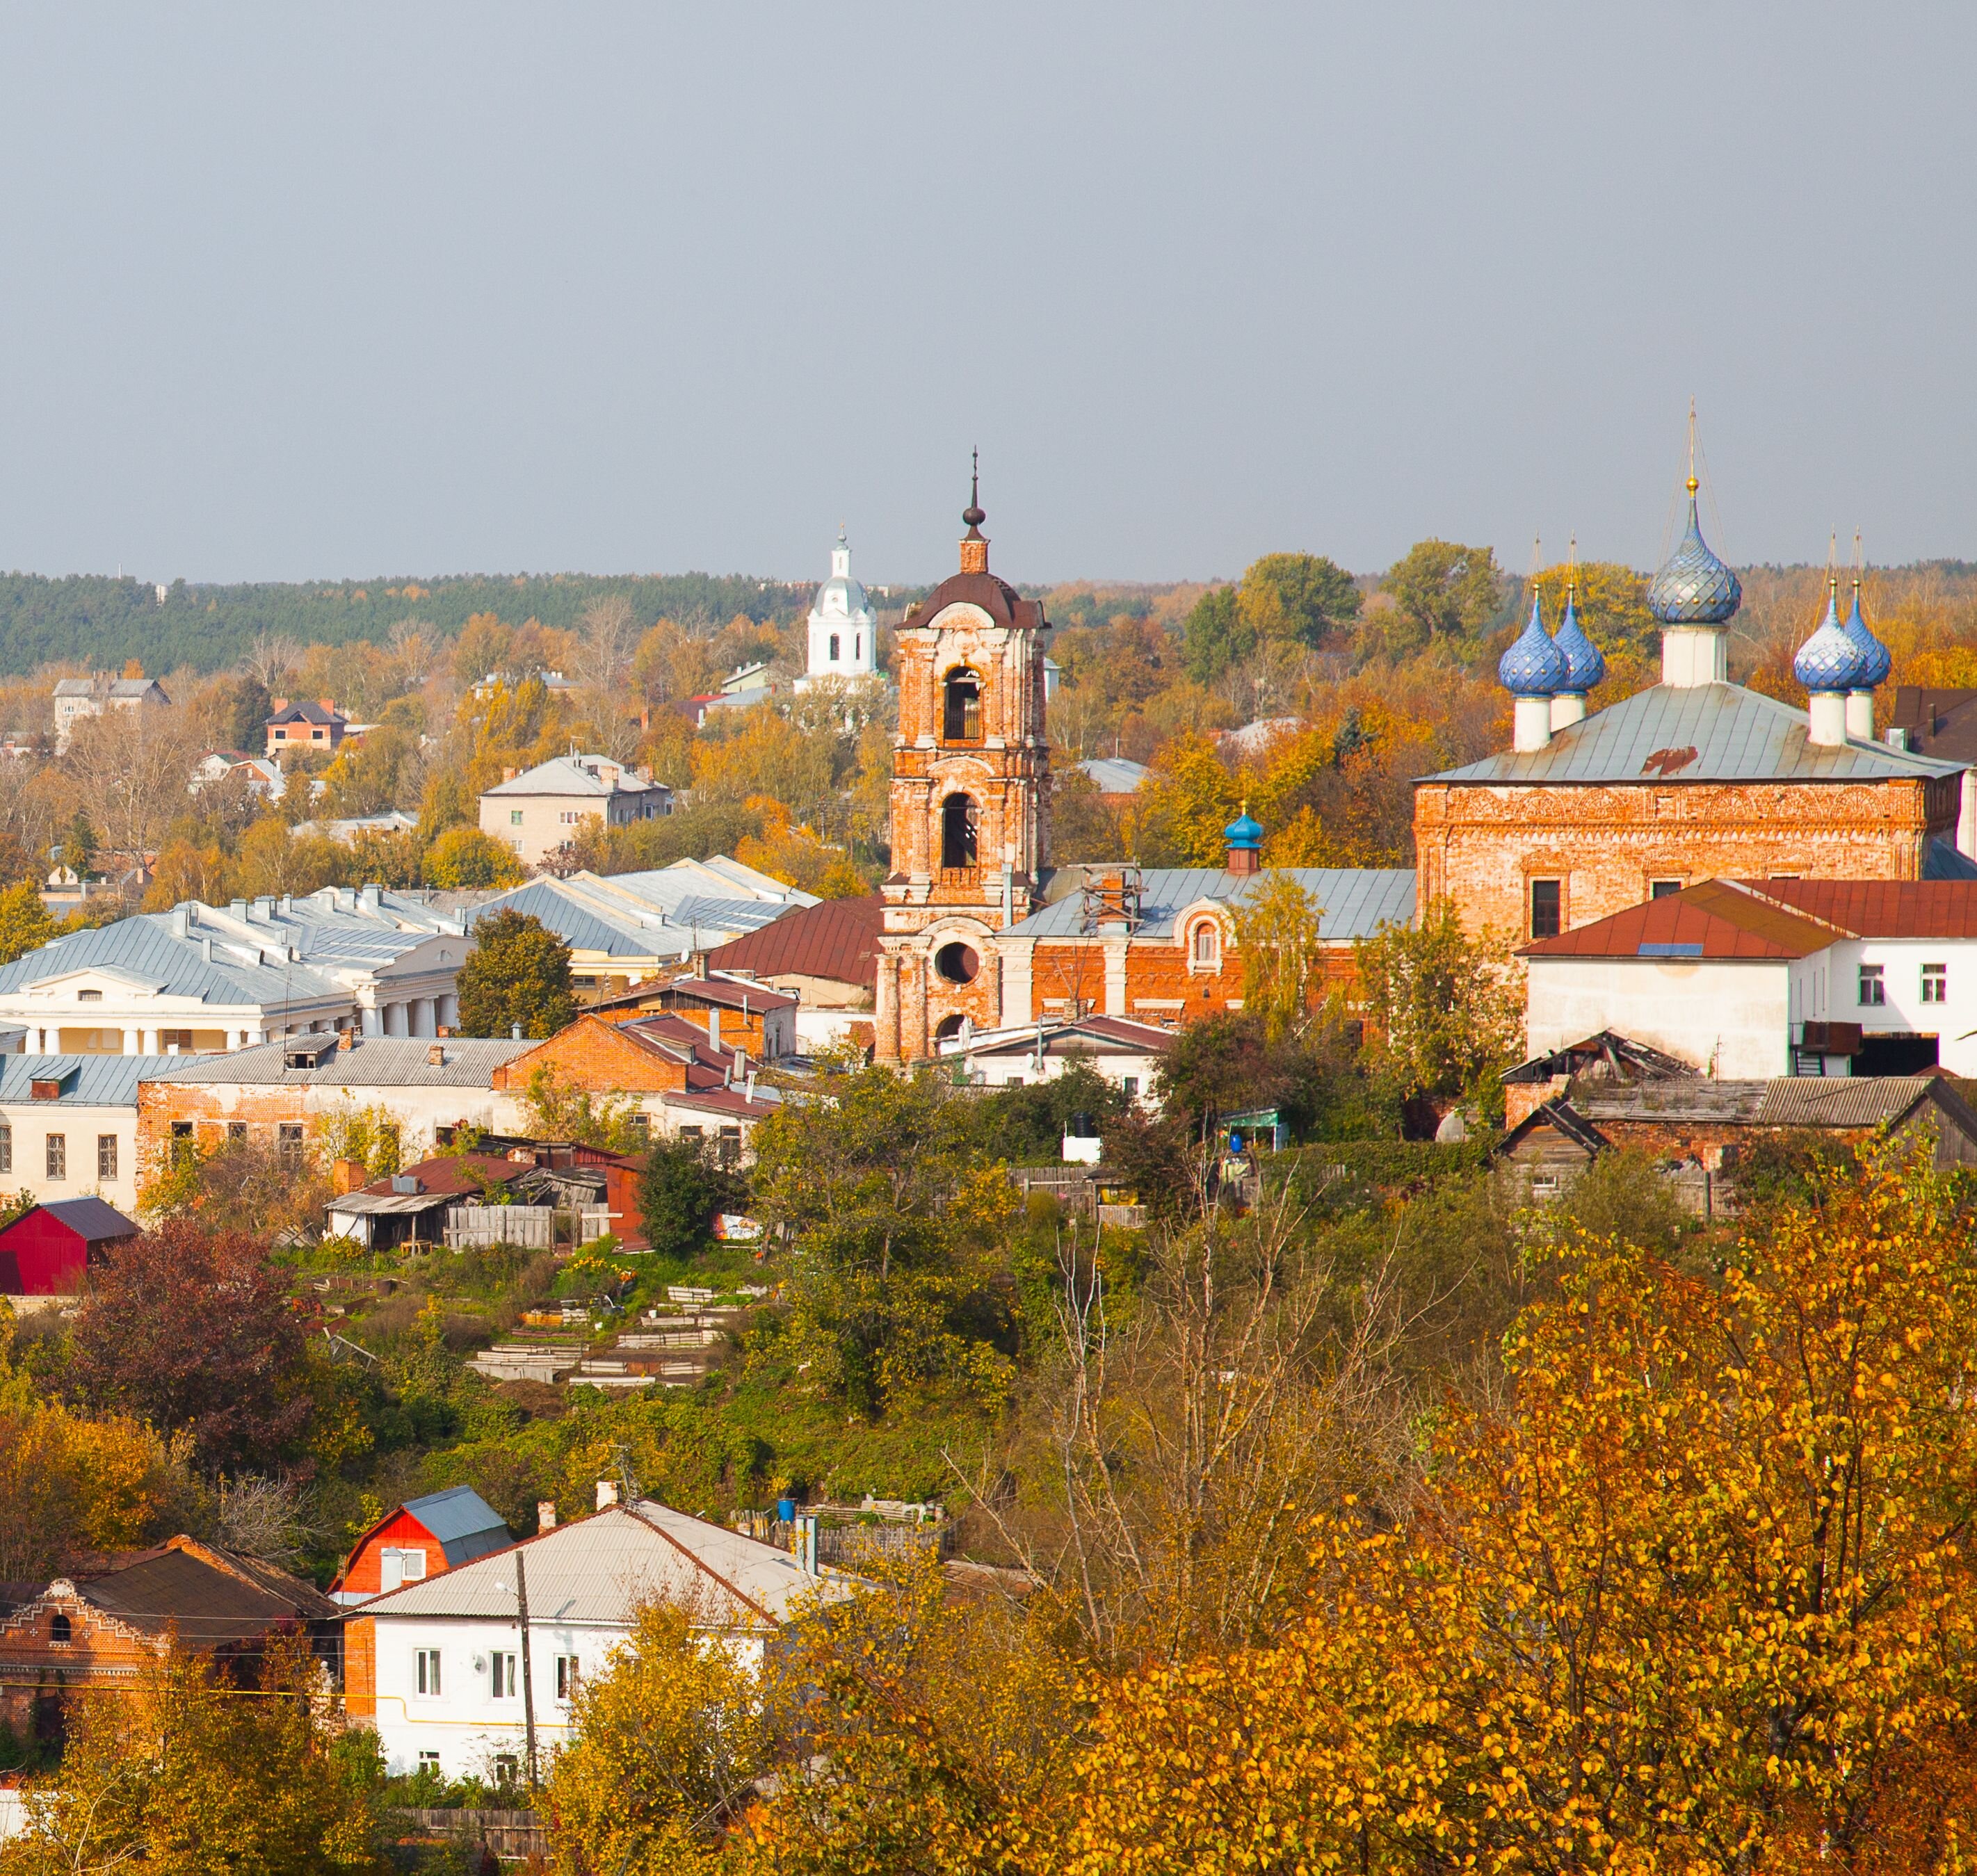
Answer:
150, 1036, 532, 1087
1005, 868, 1417, 942
360, 1500, 841, 1628
35, 1195, 140, 1241
1426, 682, 1967, 785
483, 755, 666, 798
0, 1053, 180, 1105
0, 912, 339, 1005
401, 1485, 510, 1557
463, 881, 676, 958
1078, 756, 1152, 793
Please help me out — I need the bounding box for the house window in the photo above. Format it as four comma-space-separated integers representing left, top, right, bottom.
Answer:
940, 794, 978, 869
942, 668, 982, 741
160, 1029, 194, 1051
1859, 964, 1886, 1007
493, 1754, 519, 1787
828, 633, 840, 661
510, 809, 523, 825
627, 1113, 650, 1146
50, 1613, 70, 1645
679, 1125, 704, 1142
277, 1123, 305, 1170
414, 1649, 442, 1697
76, 988, 101, 1002
491, 1653, 518, 1699
381, 1548, 428, 1591
1191, 922, 1220, 968
1649, 880, 1681, 899
170, 1121, 193, 1164
1923, 962, 1947, 1003
46, 1134, 65, 1179
717, 1125, 742, 1167
0, 1122, 12, 1175
417, 1751, 441, 1772
228, 1122, 248, 1143
1122, 1076, 1139, 1099
1529, 879, 1563, 939
97, 1135, 116, 1180
555, 1655, 581, 1701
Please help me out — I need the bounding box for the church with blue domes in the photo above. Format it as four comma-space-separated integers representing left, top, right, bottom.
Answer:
1414, 472, 1977, 941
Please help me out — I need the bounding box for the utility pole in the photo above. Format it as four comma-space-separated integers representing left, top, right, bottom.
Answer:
515, 1548, 538, 1791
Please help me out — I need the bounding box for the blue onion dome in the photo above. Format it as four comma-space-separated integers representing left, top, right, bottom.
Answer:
1793, 580, 1870, 692
1223, 807, 1264, 851
1647, 480, 1743, 624
1499, 592, 1569, 696
1842, 579, 1891, 687
1550, 585, 1606, 692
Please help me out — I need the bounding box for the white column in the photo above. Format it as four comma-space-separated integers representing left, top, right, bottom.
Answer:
410, 998, 433, 1037
122, 1028, 139, 1055
438, 994, 459, 1030
361, 1005, 384, 1037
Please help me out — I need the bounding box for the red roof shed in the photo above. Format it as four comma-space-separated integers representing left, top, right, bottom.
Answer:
0, 1197, 139, 1296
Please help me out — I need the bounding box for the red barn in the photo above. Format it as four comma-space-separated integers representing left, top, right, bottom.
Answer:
0, 1197, 139, 1297
330, 1486, 512, 1605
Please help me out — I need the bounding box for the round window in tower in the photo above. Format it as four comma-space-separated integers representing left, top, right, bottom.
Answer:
935, 942, 979, 985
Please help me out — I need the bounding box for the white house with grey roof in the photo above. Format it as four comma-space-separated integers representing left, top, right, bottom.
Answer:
0, 887, 473, 1058
0, 1054, 182, 1211
478, 755, 671, 868
53, 669, 170, 752
345, 1496, 848, 1781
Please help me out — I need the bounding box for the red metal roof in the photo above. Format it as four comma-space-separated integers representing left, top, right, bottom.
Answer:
1520, 879, 1841, 960
359, 1153, 526, 1199
656, 976, 798, 1015
704, 895, 883, 990
1739, 878, 1977, 939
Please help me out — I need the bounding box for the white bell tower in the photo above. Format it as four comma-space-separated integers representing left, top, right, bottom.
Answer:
798, 528, 879, 690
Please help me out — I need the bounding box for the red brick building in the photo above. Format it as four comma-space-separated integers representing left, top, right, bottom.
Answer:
330, 1485, 511, 1604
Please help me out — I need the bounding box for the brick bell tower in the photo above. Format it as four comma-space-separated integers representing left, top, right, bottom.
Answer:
875, 460, 1051, 1062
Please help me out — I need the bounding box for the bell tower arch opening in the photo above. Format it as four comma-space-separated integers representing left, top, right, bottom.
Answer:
940, 793, 979, 870
942, 668, 982, 742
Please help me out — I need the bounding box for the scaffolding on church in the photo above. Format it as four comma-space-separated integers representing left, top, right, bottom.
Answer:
1078, 866, 1145, 937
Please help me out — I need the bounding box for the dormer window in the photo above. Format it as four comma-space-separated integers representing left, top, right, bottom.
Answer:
943, 669, 982, 741
76, 989, 101, 1002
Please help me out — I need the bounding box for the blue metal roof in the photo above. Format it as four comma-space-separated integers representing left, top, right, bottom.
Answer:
1007, 868, 1417, 942
1425, 681, 1966, 786
401, 1485, 511, 1564
1552, 592, 1606, 693
0, 912, 334, 1005
464, 882, 669, 958
1793, 586, 1868, 693
1499, 595, 1567, 697
0, 1053, 179, 1104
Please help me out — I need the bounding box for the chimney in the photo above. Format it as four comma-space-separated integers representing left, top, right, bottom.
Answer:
707, 1008, 721, 1050
337, 1028, 355, 1051
271, 697, 287, 714
428, 1043, 445, 1066
502, 767, 517, 784
332, 1157, 367, 1195
360, 883, 382, 912
537, 1501, 558, 1533
320, 698, 336, 713
596, 1480, 620, 1511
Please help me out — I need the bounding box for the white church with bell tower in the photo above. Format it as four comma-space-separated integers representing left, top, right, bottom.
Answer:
796, 528, 880, 691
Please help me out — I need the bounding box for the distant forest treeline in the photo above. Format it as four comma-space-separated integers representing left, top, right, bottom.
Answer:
0, 571, 834, 678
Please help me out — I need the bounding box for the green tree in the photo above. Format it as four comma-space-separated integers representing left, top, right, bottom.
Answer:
1180, 585, 1251, 684
1237, 552, 1361, 647
636, 1136, 743, 1259
58, 811, 97, 880
750, 1068, 1017, 1414
547, 1601, 767, 1873
1533, 558, 1659, 658
522, 1064, 647, 1153
455, 909, 576, 1040
0, 880, 58, 967
1354, 897, 1523, 1119
1230, 873, 1326, 1040
422, 823, 527, 889
1373, 538, 1506, 658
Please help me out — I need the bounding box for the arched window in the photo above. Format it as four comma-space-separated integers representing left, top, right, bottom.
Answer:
943, 668, 982, 741
50, 1612, 70, 1644
941, 795, 978, 870
1192, 921, 1220, 967
934, 1013, 967, 1040
828, 633, 841, 662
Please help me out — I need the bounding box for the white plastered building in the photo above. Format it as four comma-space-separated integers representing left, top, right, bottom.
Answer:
796, 530, 879, 690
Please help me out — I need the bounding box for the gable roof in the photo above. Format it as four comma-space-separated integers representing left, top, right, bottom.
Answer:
355, 1154, 527, 1199
1740, 878, 1977, 939
1499, 1098, 1610, 1161
56, 1537, 335, 1644
703, 894, 882, 989
30, 1197, 140, 1244
359, 1499, 843, 1629
946, 1014, 1177, 1060
268, 700, 346, 726
654, 976, 798, 1017
1008, 867, 1416, 943
1077, 756, 1152, 794
1502, 1030, 1698, 1085
481, 755, 667, 800
1427, 681, 1966, 786
1520, 878, 1843, 960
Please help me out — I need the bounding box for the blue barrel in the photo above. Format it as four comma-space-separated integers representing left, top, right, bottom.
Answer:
777, 1498, 796, 1523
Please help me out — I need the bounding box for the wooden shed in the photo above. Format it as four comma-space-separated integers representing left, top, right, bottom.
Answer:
0, 1196, 140, 1297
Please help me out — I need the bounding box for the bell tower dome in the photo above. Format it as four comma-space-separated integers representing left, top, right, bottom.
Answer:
873, 460, 1053, 1062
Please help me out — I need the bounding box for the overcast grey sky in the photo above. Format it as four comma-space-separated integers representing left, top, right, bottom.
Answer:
0, 3, 1970, 586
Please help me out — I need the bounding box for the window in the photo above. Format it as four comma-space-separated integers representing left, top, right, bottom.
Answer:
1122, 1076, 1140, 1099
491, 1653, 518, 1699
1650, 880, 1681, 899
277, 1123, 305, 1170
934, 941, 979, 985
940, 794, 978, 869
76, 988, 101, 1002
227, 1122, 248, 1143
45, 1134, 65, 1180
493, 1754, 519, 1787
510, 809, 523, 825
1191, 922, 1220, 967
1859, 964, 1887, 1007
942, 668, 982, 741
417, 1751, 441, 1772
828, 632, 840, 661
627, 1113, 650, 1146
855, 633, 862, 660
555, 1655, 581, 1701
679, 1125, 704, 1142
0, 1121, 12, 1175
381, 1547, 428, 1591
1529, 879, 1563, 939
50, 1613, 70, 1645
716, 1125, 742, 1167
97, 1135, 116, 1180
1923, 962, 1948, 1003
160, 1029, 193, 1051
414, 1649, 442, 1697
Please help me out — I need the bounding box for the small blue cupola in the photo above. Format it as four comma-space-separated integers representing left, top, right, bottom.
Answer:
1551, 583, 1606, 694
1793, 577, 1869, 693
1499, 593, 1569, 696
1223, 804, 1264, 876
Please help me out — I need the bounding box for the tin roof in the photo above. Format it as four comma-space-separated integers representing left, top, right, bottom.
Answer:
399, 1486, 511, 1564
1426, 681, 1966, 786
31, 1196, 140, 1244
1005, 868, 1417, 943
1520, 879, 1843, 961
150, 1037, 531, 1087
0, 1053, 180, 1106
703, 895, 882, 989
1741, 878, 1977, 939
657, 977, 798, 1017
359, 1499, 844, 1628
482, 755, 668, 800
63, 1537, 335, 1641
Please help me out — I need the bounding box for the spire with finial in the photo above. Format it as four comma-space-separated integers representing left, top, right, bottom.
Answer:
1648, 401, 1742, 626
1551, 531, 1606, 699
1841, 528, 1891, 689
959, 448, 989, 573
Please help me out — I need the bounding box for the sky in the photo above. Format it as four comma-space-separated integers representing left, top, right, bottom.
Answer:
0, 3, 1971, 588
